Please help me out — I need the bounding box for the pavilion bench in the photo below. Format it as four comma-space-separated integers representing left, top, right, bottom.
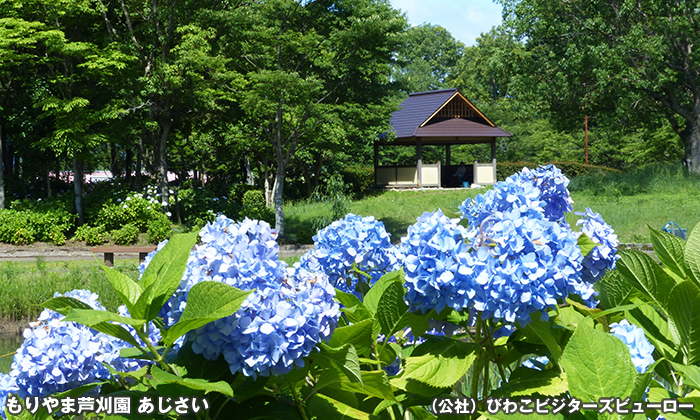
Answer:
90, 246, 157, 267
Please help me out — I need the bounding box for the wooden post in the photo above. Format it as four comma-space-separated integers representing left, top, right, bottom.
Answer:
491, 138, 497, 183
446, 144, 451, 186
416, 138, 422, 187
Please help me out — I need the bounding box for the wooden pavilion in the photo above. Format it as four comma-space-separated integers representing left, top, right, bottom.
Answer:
375, 88, 512, 187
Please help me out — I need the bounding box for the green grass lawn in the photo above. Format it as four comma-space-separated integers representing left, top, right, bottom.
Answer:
285, 164, 700, 244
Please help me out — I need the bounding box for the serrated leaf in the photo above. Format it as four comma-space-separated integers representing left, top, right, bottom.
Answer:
150, 366, 234, 397
402, 340, 478, 388
138, 232, 198, 320
685, 222, 700, 289
408, 309, 435, 339
100, 264, 142, 311
598, 269, 634, 309
163, 282, 251, 346
307, 394, 372, 420
363, 269, 402, 314
669, 362, 700, 391
62, 308, 146, 328
617, 249, 676, 310
377, 281, 410, 337
316, 343, 362, 385
41, 297, 142, 348
524, 315, 562, 362
667, 281, 700, 365
560, 320, 637, 401
490, 367, 567, 397
621, 360, 661, 420
328, 319, 373, 356
650, 226, 688, 280
577, 231, 600, 257
480, 411, 565, 420
626, 302, 678, 357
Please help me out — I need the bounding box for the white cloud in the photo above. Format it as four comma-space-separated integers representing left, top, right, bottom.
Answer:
390, 0, 502, 46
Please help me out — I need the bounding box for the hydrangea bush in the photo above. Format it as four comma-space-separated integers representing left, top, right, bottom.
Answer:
2, 164, 698, 420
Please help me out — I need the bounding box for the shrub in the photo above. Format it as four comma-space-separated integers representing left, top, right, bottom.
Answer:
111, 224, 139, 245
0, 203, 75, 245
178, 187, 239, 228
239, 190, 275, 225
74, 225, 106, 246
497, 161, 618, 181
147, 216, 172, 243
341, 165, 374, 198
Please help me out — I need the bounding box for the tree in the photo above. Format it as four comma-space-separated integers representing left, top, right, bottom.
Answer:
499, 0, 700, 170
230, 0, 406, 234
393, 23, 464, 94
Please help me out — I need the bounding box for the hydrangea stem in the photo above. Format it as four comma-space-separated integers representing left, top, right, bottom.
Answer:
290, 382, 310, 420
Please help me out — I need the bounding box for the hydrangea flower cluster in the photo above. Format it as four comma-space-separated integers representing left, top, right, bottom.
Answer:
297, 214, 399, 295
403, 165, 601, 326
156, 215, 340, 378
576, 208, 619, 283
399, 210, 479, 313
7, 290, 121, 399
0, 374, 18, 419
610, 320, 655, 373
458, 164, 573, 228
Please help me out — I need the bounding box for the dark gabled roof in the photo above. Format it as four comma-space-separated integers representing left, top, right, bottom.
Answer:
390, 89, 459, 138
389, 88, 511, 140
415, 118, 512, 138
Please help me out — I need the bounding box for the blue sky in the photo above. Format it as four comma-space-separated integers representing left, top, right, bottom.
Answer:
389, 0, 503, 47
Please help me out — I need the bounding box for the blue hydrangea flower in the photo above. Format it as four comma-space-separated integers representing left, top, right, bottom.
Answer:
459, 164, 573, 227
610, 319, 655, 373
0, 373, 18, 419
297, 214, 399, 296
576, 208, 619, 284
465, 207, 588, 324
400, 210, 482, 314
8, 290, 120, 398
153, 215, 340, 378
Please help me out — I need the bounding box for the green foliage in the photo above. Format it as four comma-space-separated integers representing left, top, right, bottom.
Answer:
0, 204, 75, 245
240, 190, 274, 225
73, 224, 105, 246
147, 217, 172, 244
178, 186, 240, 228
110, 223, 139, 245
498, 161, 618, 181
341, 165, 375, 199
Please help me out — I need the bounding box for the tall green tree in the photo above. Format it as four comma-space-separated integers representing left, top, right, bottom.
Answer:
229, 0, 406, 234
393, 23, 464, 94
499, 0, 700, 170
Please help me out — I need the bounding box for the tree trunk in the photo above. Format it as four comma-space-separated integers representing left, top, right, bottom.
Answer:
125, 148, 133, 187
0, 123, 4, 209
686, 115, 700, 173
110, 143, 119, 177
73, 157, 84, 225
45, 161, 51, 199
136, 135, 143, 191
156, 119, 172, 206
245, 157, 254, 186
273, 163, 285, 235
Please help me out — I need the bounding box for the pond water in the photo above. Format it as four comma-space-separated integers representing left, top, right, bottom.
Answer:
0, 331, 23, 374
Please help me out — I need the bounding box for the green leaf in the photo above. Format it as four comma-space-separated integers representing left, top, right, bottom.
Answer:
363, 269, 402, 314
149, 366, 234, 397
316, 342, 362, 385
401, 339, 479, 388
307, 394, 372, 420
336, 289, 373, 324
666, 281, 700, 365
163, 282, 251, 346
490, 367, 568, 397
617, 249, 676, 310
41, 297, 142, 348
480, 411, 565, 420
650, 226, 688, 280
626, 301, 678, 357
598, 269, 634, 309
100, 264, 142, 312
376, 281, 410, 337
669, 362, 700, 391
560, 320, 637, 401
621, 360, 661, 420
137, 232, 198, 320
577, 231, 600, 257
524, 315, 562, 362
686, 222, 700, 289
61, 308, 146, 328
328, 319, 373, 356
408, 309, 435, 339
